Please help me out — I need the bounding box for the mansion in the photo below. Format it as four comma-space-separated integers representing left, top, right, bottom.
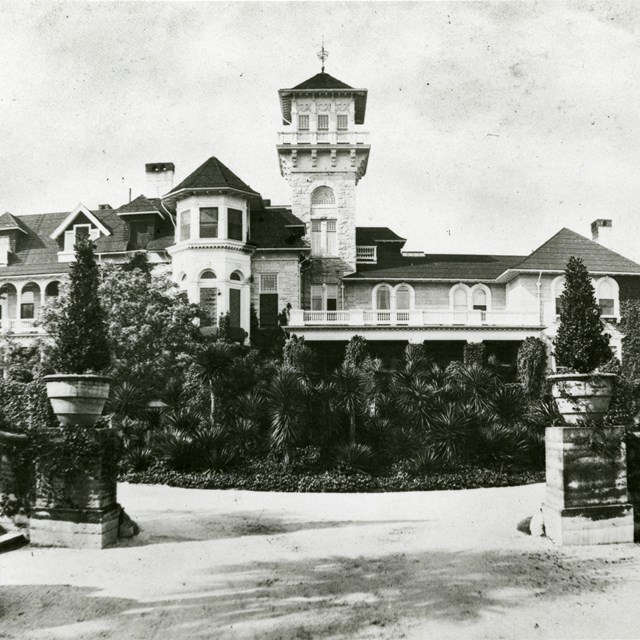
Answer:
1, 68, 640, 368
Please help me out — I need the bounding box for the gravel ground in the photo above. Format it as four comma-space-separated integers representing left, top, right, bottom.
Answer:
1, 482, 639, 639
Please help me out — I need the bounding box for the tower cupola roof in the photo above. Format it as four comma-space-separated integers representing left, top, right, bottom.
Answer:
279, 72, 368, 125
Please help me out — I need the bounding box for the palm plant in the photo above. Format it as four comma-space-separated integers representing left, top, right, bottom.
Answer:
448, 362, 501, 415
266, 366, 306, 464
424, 403, 474, 466
334, 363, 365, 445
192, 342, 235, 419
486, 383, 528, 427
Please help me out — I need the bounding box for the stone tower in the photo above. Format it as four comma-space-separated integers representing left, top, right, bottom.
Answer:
277, 64, 370, 308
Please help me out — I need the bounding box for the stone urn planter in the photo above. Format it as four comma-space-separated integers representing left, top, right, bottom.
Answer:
43, 374, 111, 427
547, 373, 616, 425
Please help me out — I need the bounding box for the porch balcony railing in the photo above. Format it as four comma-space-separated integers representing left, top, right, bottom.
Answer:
288, 309, 541, 328
2, 318, 42, 334
277, 131, 370, 146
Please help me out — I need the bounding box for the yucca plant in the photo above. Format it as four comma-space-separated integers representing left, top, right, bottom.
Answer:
486, 383, 528, 427
334, 363, 366, 445
266, 366, 306, 464
192, 342, 236, 419
335, 442, 376, 474
424, 404, 474, 466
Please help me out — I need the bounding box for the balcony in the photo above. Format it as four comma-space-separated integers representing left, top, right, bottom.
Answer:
2, 319, 43, 335
288, 309, 542, 328
277, 131, 370, 146
356, 246, 377, 263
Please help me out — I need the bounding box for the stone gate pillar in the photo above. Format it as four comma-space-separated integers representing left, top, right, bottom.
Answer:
543, 425, 634, 545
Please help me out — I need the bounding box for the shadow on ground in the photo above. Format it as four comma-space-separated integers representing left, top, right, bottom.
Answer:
116, 511, 433, 547
1, 547, 633, 640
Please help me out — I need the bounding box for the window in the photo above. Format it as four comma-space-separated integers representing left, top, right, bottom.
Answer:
129, 220, 149, 250
396, 286, 411, 310
472, 288, 487, 311
298, 114, 309, 131
199, 288, 218, 327
311, 186, 335, 205
317, 114, 329, 131
597, 278, 617, 317
453, 287, 468, 312
200, 270, 216, 279
230, 271, 242, 282
310, 219, 338, 256
310, 283, 338, 312
21, 290, 34, 319
199, 207, 218, 238
376, 286, 391, 310
337, 114, 348, 131
228, 208, 243, 241
260, 274, 279, 327
63, 224, 91, 253
179, 210, 191, 242
311, 284, 324, 311
553, 277, 565, 316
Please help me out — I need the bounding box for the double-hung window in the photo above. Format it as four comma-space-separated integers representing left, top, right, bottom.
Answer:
310, 219, 337, 256
179, 210, 191, 242
337, 114, 348, 130
317, 114, 329, 131
199, 207, 218, 238
259, 274, 279, 327
298, 115, 309, 131
228, 208, 243, 241
310, 284, 338, 312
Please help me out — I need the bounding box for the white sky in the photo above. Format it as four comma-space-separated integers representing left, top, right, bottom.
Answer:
1, 1, 639, 259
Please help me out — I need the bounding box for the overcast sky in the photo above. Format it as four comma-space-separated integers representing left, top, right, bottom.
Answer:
1, 1, 639, 259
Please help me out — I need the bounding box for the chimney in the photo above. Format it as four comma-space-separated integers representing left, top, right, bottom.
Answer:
98, 203, 112, 210
591, 219, 613, 249
145, 162, 175, 198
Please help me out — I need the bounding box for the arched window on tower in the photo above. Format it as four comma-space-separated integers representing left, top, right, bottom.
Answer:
311, 186, 335, 205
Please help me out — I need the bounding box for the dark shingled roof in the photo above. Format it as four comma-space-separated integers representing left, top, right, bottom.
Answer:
116, 194, 164, 216
250, 207, 308, 250
508, 228, 640, 275
292, 72, 353, 91
166, 156, 258, 197
356, 227, 406, 245
346, 254, 525, 281
0, 212, 28, 234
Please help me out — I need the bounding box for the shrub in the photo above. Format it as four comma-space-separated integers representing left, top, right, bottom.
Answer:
517, 337, 548, 399
343, 335, 370, 370
335, 443, 376, 474
45, 238, 110, 373
463, 342, 485, 367
554, 256, 612, 373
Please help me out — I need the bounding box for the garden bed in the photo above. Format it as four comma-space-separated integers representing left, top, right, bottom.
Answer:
120, 465, 544, 493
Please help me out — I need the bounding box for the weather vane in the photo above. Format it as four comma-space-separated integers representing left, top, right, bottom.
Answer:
317, 37, 329, 73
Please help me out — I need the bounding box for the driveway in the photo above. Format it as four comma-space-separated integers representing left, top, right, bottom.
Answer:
1, 482, 639, 639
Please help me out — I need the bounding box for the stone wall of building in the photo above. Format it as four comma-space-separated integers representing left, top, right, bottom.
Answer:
251, 251, 301, 320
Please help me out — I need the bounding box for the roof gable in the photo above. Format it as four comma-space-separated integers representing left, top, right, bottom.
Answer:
49, 203, 112, 240
508, 228, 640, 275
166, 156, 258, 197
292, 72, 353, 91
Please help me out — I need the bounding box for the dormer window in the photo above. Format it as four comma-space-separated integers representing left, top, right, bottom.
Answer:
337, 114, 348, 131
298, 115, 309, 131
317, 114, 329, 131
64, 224, 91, 253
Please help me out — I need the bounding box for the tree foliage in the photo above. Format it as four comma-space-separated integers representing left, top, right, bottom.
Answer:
554, 256, 612, 373
516, 337, 548, 399
45, 238, 110, 374
98, 261, 203, 392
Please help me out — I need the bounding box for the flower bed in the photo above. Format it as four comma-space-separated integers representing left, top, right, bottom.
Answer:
120, 464, 544, 493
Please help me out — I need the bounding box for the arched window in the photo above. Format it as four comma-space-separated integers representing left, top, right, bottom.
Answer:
311, 186, 335, 205
596, 277, 618, 318
230, 271, 243, 282
45, 281, 60, 298
376, 286, 391, 310
21, 282, 41, 320
200, 270, 216, 280
452, 286, 468, 312
396, 285, 411, 310
472, 287, 487, 311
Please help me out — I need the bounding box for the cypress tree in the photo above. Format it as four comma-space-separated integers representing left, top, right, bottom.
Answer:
49, 237, 111, 373
554, 256, 611, 373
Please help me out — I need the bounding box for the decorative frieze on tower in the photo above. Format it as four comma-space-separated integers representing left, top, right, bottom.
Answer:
277, 58, 370, 284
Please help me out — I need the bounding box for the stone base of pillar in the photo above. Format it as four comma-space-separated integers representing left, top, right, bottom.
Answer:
30, 505, 120, 549
30, 428, 125, 549
543, 425, 634, 546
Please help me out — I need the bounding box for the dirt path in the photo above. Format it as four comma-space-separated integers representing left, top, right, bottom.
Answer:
1, 482, 639, 639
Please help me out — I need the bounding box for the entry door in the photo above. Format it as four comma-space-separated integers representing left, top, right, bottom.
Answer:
229, 289, 241, 327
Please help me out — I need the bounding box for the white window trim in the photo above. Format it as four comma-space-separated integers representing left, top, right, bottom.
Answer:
595, 276, 620, 319
371, 283, 415, 310
449, 283, 471, 311
50, 203, 111, 240
470, 283, 492, 310
259, 273, 278, 293
310, 218, 338, 257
